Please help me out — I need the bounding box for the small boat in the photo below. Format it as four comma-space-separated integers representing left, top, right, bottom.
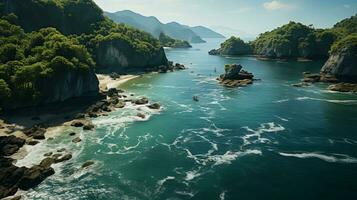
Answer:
192, 96, 199, 102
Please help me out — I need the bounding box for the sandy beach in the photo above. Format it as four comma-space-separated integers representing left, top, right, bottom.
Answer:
97, 74, 139, 92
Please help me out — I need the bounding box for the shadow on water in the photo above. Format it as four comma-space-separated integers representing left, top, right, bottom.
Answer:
1, 95, 104, 129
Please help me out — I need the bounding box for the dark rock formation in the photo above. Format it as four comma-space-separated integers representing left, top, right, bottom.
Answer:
217, 64, 255, 88
81, 161, 95, 168
133, 97, 149, 105
320, 46, 357, 83
24, 126, 46, 140
328, 83, 357, 92
38, 70, 99, 104
0, 136, 25, 156
72, 137, 82, 143
0, 136, 55, 199
18, 164, 55, 190
148, 103, 161, 109
95, 40, 168, 73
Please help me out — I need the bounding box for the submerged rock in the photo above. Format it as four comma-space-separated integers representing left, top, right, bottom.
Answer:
148, 103, 161, 109
81, 161, 95, 169
192, 96, 199, 102
137, 113, 146, 119
328, 83, 357, 92
53, 153, 72, 163
72, 137, 82, 143
115, 100, 126, 108
83, 123, 95, 131
302, 73, 321, 83
134, 97, 149, 105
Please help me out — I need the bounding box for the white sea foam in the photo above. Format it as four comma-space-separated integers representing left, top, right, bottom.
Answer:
157, 176, 175, 186
219, 190, 227, 200
274, 115, 289, 122
241, 122, 285, 146
273, 99, 289, 103
279, 152, 357, 164
296, 97, 357, 105
185, 170, 201, 181
208, 149, 262, 166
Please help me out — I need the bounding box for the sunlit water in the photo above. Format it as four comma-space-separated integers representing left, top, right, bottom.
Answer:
21, 39, 357, 200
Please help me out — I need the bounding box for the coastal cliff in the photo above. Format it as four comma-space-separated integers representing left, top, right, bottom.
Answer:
38, 70, 99, 104
96, 39, 168, 73
320, 34, 357, 83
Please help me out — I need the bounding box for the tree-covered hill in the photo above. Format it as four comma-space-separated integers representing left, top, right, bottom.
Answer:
0, 0, 170, 110
0, 0, 168, 73
0, 19, 98, 109
210, 14, 357, 60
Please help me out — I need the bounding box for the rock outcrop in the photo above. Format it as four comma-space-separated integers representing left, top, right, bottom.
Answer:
0, 136, 56, 199
218, 64, 255, 87
38, 70, 99, 104
320, 46, 357, 83
95, 41, 168, 73
292, 34, 357, 92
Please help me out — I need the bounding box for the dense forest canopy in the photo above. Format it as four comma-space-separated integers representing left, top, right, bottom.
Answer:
158, 32, 192, 48
0, 0, 164, 58
214, 14, 357, 59
0, 18, 95, 109
0, 0, 168, 110
219, 36, 252, 55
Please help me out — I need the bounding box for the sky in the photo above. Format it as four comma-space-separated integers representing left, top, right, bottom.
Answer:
93, 0, 357, 37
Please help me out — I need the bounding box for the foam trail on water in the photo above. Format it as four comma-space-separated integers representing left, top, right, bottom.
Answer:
296, 97, 357, 105
208, 149, 262, 166
279, 152, 357, 164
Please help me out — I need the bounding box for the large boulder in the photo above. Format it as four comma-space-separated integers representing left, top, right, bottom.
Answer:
0, 136, 25, 156
218, 64, 255, 88
24, 126, 46, 140
18, 165, 55, 190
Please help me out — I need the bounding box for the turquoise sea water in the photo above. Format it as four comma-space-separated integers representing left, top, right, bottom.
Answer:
21, 39, 357, 200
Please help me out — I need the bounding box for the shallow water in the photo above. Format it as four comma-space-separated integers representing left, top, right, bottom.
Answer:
22, 39, 357, 200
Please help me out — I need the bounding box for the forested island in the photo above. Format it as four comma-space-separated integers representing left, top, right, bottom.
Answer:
210, 15, 357, 89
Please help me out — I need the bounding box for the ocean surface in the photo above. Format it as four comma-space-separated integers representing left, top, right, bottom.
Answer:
20, 39, 357, 200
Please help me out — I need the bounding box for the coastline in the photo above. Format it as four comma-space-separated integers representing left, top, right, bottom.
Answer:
97, 74, 139, 92
1, 73, 139, 154
0, 73, 142, 199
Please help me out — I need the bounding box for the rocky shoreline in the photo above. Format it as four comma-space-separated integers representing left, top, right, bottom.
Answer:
0, 63, 185, 199
292, 72, 357, 93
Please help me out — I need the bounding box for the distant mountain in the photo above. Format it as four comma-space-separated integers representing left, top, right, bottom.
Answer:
105, 10, 224, 43
189, 26, 225, 38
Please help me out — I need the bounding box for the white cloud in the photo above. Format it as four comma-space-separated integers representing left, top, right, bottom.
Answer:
263, 1, 293, 11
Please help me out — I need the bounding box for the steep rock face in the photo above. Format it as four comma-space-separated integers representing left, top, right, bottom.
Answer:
38, 70, 99, 104
320, 34, 357, 83
321, 49, 357, 83
96, 40, 168, 73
